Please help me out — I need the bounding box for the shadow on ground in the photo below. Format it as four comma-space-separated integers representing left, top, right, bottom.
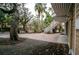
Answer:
0, 38, 69, 55
0, 38, 25, 45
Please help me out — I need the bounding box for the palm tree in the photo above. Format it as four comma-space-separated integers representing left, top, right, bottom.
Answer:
35, 3, 46, 20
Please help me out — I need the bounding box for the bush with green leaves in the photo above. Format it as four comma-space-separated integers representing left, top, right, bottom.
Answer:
26, 19, 45, 33
44, 11, 53, 28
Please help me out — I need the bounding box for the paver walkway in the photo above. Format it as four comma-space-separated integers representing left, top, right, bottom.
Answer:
19, 33, 67, 44
0, 32, 67, 44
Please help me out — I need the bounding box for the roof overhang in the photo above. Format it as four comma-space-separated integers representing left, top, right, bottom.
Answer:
51, 3, 72, 22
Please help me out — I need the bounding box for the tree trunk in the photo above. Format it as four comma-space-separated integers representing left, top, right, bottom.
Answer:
10, 6, 20, 41
1, 22, 4, 32
23, 24, 25, 31
10, 20, 18, 41
23, 23, 28, 33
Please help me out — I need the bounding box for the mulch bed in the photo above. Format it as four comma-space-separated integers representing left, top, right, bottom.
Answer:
32, 43, 69, 55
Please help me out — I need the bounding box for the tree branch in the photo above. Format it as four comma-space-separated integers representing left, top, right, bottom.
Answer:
0, 3, 17, 14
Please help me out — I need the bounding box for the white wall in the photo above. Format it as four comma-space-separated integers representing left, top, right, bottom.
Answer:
76, 17, 79, 29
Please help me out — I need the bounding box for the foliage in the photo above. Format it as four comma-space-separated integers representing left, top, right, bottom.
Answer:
18, 4, 33, 32
44, 11, 53, 28
4, 14, 12, 25
0, 3, 54, 33
0, 3, 17, 32
35, 3, 46, 20
26, 18, 45, 33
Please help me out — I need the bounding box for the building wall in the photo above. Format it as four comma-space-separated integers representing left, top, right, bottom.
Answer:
75, 3, 79, 54
75, 17, 79, 54
76, 29, 79, 54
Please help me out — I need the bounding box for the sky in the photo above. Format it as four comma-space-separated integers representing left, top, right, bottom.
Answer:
25, 3, 52, 16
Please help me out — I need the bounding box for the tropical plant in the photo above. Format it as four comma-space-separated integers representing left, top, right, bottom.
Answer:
44, 11, 53, 28
35, 3, 46, 20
